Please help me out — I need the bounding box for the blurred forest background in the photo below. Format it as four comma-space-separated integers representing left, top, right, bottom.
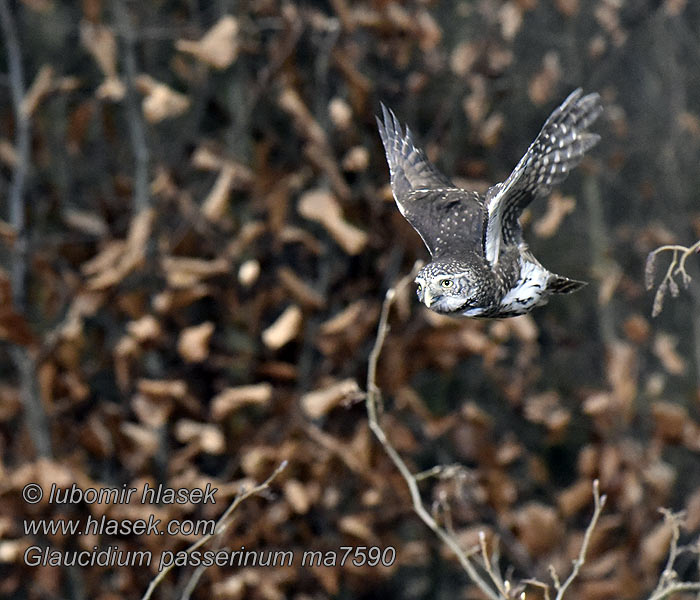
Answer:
2, 0, 700, 599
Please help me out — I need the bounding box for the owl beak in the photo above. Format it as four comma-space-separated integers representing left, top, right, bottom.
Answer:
423, 289, 433, 308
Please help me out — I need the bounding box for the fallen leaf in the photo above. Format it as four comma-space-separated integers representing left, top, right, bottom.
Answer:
284, 479, 311, 514
301, 379, 362, 419
177, 322, 215, 363
176, 16, 240, 69
533, 193, 576, 238
136, 75, 190, 123
174, 419, 225, 454
262, 305, 302, 350
238, 259, 260, 287
653, 333, 686, 375
278, 267, 325, 310
211, 383, 273, 420
20, 65, 54, 118
298, 189, 368, 255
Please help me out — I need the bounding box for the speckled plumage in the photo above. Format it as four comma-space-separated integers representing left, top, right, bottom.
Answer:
377, 89, 602, 318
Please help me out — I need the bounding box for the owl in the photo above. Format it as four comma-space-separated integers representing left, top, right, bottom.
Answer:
377, 89, 602, 318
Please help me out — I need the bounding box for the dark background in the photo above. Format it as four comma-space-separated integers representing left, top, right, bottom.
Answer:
1, 0, 700, 598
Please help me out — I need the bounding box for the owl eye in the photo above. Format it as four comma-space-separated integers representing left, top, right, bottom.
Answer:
440, 279, 453, 288
416, 282, 423, 292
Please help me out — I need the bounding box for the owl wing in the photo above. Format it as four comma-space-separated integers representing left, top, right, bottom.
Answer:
377, 104, 485, 259
484, 89, 602, 265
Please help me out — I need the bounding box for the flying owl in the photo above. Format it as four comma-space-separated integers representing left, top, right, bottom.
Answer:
377, 88, 602, 318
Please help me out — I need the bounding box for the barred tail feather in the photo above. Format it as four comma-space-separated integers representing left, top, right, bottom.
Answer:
548, 274, 587, 294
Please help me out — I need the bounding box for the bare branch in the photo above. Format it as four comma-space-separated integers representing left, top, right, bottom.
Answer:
552, 479, 607, 600
645, 510, 700, 600
365, 261, 503, 600
646, 240, 700, 317
141, 461, 288, 600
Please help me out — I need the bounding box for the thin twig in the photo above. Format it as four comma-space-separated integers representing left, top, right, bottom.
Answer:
553, 479, 607, 600
646, 240, 700, 317
648, 581, 700, 600
141, 461, 287, 600
645, 509, 700, 600
365, 262, 501, 600
112, 0, 150, 210
480, 531, 510, 599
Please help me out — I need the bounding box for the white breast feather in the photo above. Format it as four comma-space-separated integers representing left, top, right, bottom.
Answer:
498, 259, 550, 314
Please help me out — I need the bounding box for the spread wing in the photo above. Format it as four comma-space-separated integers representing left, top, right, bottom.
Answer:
484, 89, 602, 265
377, 104, 485, 259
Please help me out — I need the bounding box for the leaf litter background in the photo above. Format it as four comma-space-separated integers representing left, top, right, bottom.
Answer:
2, 0, 700, 599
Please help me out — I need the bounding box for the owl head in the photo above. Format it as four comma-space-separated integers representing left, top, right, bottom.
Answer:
415, 260, 482, 314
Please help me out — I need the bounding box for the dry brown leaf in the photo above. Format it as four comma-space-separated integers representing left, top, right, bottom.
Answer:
479, 112, 504, 147
174, 419, 225, 454
95, 76, 125, 101
201, 165, 236, 221
606, 340, 637, 420
284, 479, 311, 514
137, 379, 188, 398
80, 21, 118, 78
191, 145, 226, 171
498, 2, 523, 41
126, 315, 161, 343
524, 392, 571, 436
664, 0, 687, 17
298, 188, 368, 255
86, 208, 155, 290
81, 241, 125, 277
278, 267, 325, 310
62, 208, 108, 236
20, 65, 54, 118
0, 270, 36, 346
640, 519, 673, 573
278, 87, 327, 148
622, 314, 650, 344
0, 540, 24, 563
685, 486, 700, 531
211, 383, 273, 421
135, 75, 190, 123
558, 479, 594, 517
0, 140, 18, 169
416, 9, 442, 50
120, 422, 159, 457
555, 0, 579, 16
238, 259, 260, 287
153, 285, 211, 314
338, 514, 377, 544
240, 446, 278, 478
528, 51, 561, 105
262, 305, 302, 350
651, 401, 687, 442
319, 301, 365, 336
161, 256, 229, 288
329, 97, 352, 130
341, 146, 369, 172
176, 16, 239, 69
301, 379, 362, 419
653, 333, 686, 375
533, 193, 576, 238
643, 461, 676, 498
317, 300, 380, 356
177, 321, 215, 363
512, 502, 564, 556
451, 43, 479, 77
131, 392, 172, 429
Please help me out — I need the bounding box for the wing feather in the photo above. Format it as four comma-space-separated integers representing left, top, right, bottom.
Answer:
377, 104, 484, 258
484, 89, 602, 265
